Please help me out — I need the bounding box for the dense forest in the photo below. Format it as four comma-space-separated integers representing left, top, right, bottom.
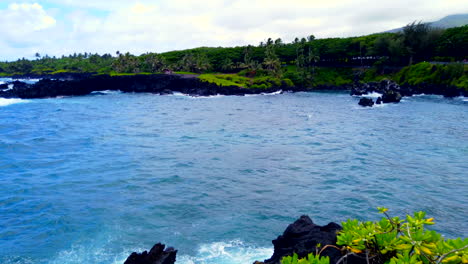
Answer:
1, 23, 467, 89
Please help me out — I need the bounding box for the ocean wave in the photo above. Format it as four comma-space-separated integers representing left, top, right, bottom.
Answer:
0, 98, 29, 107
195, 94, 226, 99
169, 92, 226, 98
90, 90, 122, 95
44, 240, 271, 264
16, 78, 40, 84
361, 92, 382, 98
178, 240, 273, 264
245, 90, 283, 97
262, 90, 282, 96
170, 92, 190, 97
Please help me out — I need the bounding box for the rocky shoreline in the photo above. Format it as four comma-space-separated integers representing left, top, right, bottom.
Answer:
353, 79, 466, 107
0, 74, 466, 104
0, 74, 302, 99
125, 215, 370, 264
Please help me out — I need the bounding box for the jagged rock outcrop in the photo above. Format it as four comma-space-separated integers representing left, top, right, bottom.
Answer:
351, 79, 465, 101
258, 215, 343, 264
358, 97, 375, 107
0, 74, 295, 99
124, 243, 177, 264
381, 90, 402, 103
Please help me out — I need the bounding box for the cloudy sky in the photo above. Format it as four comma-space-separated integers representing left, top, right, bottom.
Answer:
0, 0, 467, 60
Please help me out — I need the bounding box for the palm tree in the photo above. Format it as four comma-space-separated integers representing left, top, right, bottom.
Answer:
221, 58, 234, 72
263, 43, 281, 77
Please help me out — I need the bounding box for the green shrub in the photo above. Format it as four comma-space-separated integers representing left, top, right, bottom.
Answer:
394, 62, 466, 88
250, 83, 269, 89
199, 74, 244, 87
313, 67, 353, 86
281, 208, 468, 264
283, 71, 301, 86
282, 253, 330, 264
283, 78, 295, 87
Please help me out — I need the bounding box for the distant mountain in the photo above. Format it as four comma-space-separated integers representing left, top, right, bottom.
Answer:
386, 14, 468, 33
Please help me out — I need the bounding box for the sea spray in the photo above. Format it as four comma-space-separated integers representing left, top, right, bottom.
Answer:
0, 98, 29, 107
177, 240, 273, 264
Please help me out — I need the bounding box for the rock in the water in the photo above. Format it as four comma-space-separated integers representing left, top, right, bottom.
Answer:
159, 89, 173, 95
124, 243, 177, 264
358, 97, 374, 107
442, 85, 461, 98
261, 215, 343, 264
376, 97, 382, 104
381, 90, 402, 103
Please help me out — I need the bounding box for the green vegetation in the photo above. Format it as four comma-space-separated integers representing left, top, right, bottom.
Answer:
173, 71, 198, 75
394, 62, 467, 89
281, 208, 468, 264
282, 253, 330, 264
199, 74, 250, 87
198, 73, 293, 89
0, 23, 466, 89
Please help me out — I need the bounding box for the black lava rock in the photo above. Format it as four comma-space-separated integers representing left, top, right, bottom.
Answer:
381, 90, 402, 103
124, 243, 177, 264
358, 97, 374, 107
0, 74, 293, 99
261, 215, 343, 264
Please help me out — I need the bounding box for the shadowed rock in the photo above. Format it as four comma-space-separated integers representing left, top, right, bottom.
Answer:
0, 74, 294, 99
358, 97, 374, 107
124, 243, 177, 264
259, 215, 343, 264
382, 90, 402, 103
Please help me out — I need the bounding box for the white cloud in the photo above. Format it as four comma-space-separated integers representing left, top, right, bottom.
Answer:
0, 0, 467, 60
0, 3, 56, 44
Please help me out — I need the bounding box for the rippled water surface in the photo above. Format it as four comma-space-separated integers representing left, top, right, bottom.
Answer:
1, 92, 467, 264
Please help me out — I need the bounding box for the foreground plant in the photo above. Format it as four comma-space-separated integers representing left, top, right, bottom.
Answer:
282, 208, 468, 264
281, 252, 330, 264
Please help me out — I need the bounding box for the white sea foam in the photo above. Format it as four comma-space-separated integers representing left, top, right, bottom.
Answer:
1, 84, 14, 92
178, 240, 273, 264
47, 239, 272, 264
262, 90, 282, 95
244, 90, 283, 97
195, 94, 226, 99
91, 90, 122, 95
362, 92, 382, 98
169, 92, 226, 98
0, 98, 28, 107
171, 92, 190, 97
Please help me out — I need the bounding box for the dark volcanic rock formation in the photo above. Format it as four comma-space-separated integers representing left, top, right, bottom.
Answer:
358, 97, 374, 107
1, 74, 465, 100
0, 74, 295, 99
351, 79, 465, 104
124, 243, 177, 264
381, 90, 402, 103
260, 215, 343, 264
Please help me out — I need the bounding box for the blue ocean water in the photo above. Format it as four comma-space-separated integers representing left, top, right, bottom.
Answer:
0, 91, 467, 264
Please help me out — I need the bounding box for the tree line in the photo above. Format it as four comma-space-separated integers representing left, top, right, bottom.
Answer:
0, 23, 466, 78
